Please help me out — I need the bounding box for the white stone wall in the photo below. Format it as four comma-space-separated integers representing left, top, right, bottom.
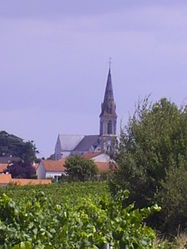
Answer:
46, 171, 63, 179
36, 163, 46, 179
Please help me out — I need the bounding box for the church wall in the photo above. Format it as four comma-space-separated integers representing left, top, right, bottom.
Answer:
60, 151, 71, 158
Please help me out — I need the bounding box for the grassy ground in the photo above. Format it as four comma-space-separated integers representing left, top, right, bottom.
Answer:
154, 233, 187, 248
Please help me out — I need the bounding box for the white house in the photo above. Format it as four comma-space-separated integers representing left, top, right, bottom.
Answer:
36, 159, 66, 180
83, 152, 117, 173
36, 153, 116, 179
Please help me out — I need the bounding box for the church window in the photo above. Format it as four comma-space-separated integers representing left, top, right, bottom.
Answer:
107, 120, 112, 134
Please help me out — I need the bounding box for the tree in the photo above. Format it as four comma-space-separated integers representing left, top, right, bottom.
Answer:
6, 161, 36, 179
0, 131, 38, 178
0, 131, 38, 162
64, 155, 98, 181
109, 98, 187, 233
157, 160, 187, 234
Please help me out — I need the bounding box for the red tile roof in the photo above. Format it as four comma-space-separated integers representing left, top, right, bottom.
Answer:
82, 152, 102, 159
41, 160, 66, 172
0, 164, 8, 173
95, 161, 117, 173
41, 159, 117, 174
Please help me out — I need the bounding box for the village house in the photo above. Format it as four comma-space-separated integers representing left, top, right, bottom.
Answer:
0, 162, 51, 186
36, 159, 66, 180
36, 152, 116, 180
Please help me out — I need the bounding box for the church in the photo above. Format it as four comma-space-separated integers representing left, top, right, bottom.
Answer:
54, 67, 117, 160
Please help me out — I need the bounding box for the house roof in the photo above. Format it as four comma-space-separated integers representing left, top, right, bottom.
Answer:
58, 134, 84, 151
0, 164, 8, 173
95, 161, 117, 173
82, 152, 102, 159
74, 135, 100, 152
41, 160, 66, 172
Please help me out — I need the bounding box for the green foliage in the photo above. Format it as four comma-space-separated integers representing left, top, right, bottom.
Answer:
109, 98, 187, 233
6, 161, 37, 179
0, 184, 160, 248
0, 182, 109, 206
0, 131, 38, 178
0, 131, 37, 162
157, 161, 187, 234
64, 155, 98, 181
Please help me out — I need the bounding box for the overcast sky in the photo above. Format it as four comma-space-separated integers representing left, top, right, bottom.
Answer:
1, 0, 187, 157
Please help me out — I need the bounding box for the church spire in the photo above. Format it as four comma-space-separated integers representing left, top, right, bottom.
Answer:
99, 66, 117, 136
103, 68, 114, 103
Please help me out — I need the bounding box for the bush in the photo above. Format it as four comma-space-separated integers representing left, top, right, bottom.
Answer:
157, 160, 187, 234
0, 190, 161, 248
64, 155, 98, 181
109, 97, 187, 234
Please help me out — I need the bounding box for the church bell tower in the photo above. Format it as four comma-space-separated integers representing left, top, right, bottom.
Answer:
100, 67, 117, 136
99, 65, 117, 154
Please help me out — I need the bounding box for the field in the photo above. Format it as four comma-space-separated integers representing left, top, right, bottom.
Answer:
0, 182, 184, 249
0, 181, 110, 206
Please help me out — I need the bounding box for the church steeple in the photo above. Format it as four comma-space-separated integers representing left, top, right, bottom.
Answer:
103, 69, 114, 103
100, 67, 117, 136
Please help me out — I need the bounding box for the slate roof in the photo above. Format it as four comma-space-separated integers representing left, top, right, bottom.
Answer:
74, 135, 100, 152
58, 135, 84, 151
103, 69, 114, 102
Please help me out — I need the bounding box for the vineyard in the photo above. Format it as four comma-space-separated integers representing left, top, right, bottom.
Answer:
0, 182, 169, 248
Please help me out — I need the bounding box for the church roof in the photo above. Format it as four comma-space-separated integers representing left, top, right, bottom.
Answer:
74, 135, 100, 152
100, 68, 117, 118
58, 134, 84, 151
103, 68, 114, 102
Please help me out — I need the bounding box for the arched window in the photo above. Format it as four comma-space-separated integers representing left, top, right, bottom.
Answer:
107, 120, 112, 134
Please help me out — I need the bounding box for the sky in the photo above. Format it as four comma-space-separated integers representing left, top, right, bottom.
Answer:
1, 0, 187, 157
